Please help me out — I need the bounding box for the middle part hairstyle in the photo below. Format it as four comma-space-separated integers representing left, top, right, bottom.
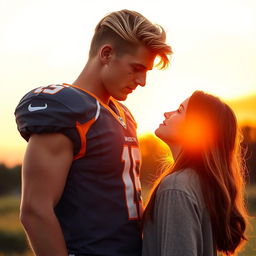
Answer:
143, 91, 248, 255
89, 9, 172, 69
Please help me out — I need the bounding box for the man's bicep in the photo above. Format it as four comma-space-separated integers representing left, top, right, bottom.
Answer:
22, 133, 73, 208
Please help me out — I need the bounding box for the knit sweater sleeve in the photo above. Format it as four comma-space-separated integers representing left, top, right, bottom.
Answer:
154, 189, 203, 256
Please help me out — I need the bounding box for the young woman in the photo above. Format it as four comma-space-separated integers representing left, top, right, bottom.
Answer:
142, 91, 248, 256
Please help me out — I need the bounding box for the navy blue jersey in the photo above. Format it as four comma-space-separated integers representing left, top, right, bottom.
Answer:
15, 84, 143, 256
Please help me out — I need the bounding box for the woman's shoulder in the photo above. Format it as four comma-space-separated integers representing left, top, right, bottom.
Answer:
159, 168, 198, 189
157, 168, 203, 202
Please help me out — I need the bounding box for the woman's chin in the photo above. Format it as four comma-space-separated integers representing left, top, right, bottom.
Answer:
154, 128, 161, 139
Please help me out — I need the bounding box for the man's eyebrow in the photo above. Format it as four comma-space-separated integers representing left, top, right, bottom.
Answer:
131, 63, 148, 70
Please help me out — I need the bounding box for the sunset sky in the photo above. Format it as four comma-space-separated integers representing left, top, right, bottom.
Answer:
1, 0, 256, 166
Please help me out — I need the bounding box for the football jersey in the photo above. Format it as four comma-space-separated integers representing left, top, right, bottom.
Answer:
15, 83, 143, 256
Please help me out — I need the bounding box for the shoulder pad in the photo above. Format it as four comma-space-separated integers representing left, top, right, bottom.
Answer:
15, 84, 98, 140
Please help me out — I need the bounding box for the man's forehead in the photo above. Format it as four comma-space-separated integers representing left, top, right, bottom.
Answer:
131, 62, 154, 71
128, 45, 156, 69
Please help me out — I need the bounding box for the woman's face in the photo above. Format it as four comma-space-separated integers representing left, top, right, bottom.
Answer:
155, 98, 189, 146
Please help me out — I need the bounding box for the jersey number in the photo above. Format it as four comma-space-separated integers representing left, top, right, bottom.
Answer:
34, 84, 69, 94
122, 146, 142, 220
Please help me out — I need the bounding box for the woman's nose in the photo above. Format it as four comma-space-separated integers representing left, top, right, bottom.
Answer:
164, 112, 171, 118
164, 111, 174, 119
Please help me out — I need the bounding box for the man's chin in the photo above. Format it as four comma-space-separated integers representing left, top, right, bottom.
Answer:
113, 94, 128, 101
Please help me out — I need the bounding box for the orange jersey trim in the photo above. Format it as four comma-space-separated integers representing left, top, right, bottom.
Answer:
74, 118, 96, 160
63, 83, 127, 129
109, 97, 126, 128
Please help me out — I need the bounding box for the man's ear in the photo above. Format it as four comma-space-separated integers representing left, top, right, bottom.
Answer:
99, 44, 113, 64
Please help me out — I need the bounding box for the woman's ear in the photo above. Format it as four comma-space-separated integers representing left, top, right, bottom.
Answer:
99, 44, 113, 64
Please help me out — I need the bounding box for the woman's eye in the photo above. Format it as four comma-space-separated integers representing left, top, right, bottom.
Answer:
177, 107, 182, 113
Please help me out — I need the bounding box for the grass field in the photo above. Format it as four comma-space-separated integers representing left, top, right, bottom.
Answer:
0, 186, 255, 256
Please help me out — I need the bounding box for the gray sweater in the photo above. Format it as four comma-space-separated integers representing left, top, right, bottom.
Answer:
142, 168, 217, 256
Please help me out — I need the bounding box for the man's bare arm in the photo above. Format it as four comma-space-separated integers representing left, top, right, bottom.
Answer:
20, 133, 73, 256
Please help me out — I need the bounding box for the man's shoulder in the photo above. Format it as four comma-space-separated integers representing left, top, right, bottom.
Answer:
21, 83, 94, 103
15, 84, 99, 141
16, 84, 98, 117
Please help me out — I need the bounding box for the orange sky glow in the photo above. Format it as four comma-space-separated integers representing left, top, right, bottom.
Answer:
1, 0, 256, 167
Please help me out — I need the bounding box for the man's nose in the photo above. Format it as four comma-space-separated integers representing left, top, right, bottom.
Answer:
135, 72, 146, 87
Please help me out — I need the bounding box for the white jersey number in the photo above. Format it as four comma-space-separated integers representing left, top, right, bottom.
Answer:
122, 145, 143, 220
34, 84, 69, 94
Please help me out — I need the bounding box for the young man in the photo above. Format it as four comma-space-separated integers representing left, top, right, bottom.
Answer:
15, 10, 172, 256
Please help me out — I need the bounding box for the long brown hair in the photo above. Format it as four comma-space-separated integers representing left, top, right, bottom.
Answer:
143, 91, 248, 255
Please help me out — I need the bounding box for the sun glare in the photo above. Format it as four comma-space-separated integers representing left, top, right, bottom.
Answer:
181, 113, 215, 152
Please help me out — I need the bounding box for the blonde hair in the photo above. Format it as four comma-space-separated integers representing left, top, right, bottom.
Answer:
89, 9, 172, 69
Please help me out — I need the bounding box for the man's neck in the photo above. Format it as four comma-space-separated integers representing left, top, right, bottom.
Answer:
73, 60, 110, 104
